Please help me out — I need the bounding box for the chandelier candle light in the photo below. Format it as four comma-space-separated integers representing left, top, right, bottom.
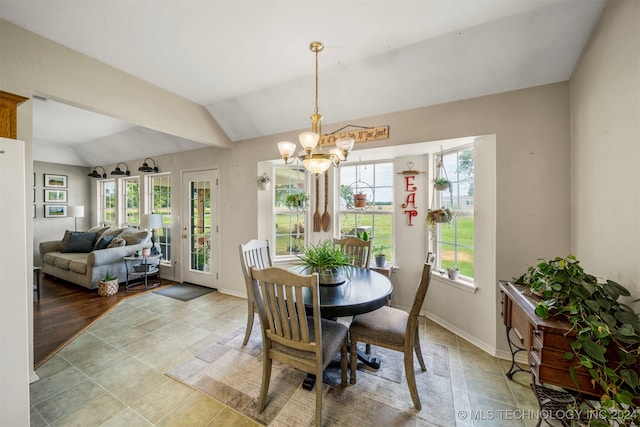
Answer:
277, 41, 355, 175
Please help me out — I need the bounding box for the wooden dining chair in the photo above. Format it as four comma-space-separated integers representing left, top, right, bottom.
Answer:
333, 236, 371, 269
249, 266, 348, 427
349, 261, 433, 410
238, 239, 272, 346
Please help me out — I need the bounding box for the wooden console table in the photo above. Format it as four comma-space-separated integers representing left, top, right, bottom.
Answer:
499, 280, 602, 395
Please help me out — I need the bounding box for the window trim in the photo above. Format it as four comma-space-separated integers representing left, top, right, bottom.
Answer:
432, 143, 474, 283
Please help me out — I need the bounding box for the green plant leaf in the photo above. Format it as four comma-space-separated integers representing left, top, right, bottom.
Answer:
585, 300, 600, 312
570, 341, 582, 350
607, 280, 630, 297
615, 311, 640, 330
618, 350, 637, 366
535, 303, 549, 319
569, 366, 579, 389
582, 339, 607, 363
617, 324, 636, 337
614, 390, 634, 406
620, 369, 639, 389
564, 352, 575, 360
603, 282, 621, 300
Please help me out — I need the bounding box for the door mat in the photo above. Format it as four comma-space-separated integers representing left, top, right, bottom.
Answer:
154, 283, 215, 302
166, 325, 455, 426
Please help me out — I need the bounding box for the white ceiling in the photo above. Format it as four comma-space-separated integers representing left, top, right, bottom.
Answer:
1, 0, 605, 166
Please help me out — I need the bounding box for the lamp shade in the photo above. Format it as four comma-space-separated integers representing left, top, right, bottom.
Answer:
68, 206, 85, 218
141, 213, 163, 230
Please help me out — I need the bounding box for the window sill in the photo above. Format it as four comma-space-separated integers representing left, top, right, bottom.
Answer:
432, 272, 477, 294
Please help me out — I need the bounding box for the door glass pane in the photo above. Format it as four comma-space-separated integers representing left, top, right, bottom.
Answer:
190, 180, 211, 271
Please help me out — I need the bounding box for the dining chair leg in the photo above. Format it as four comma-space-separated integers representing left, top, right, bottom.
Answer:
316, 364, 323, 427
242, 300, 254, 346
341, 339, 348, 386
414, 331, 427, 372
258, 354, 272, 412
350, 338, 358, 384
404, 350, 422, 410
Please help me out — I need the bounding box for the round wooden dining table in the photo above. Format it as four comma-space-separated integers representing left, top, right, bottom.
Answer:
296, 266, 393, 389
299, 266, 393, 318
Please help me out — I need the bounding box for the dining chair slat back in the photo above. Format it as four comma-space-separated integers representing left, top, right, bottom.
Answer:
333, 237, 371, 269
239, 239, 272, 346
249, 266, 348, 427
348, 260, 433, 410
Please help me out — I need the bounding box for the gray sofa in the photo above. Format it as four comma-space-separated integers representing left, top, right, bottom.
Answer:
39, 226, 152, 290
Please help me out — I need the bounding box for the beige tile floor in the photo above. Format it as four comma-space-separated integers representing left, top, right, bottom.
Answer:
30, 291, 540, 426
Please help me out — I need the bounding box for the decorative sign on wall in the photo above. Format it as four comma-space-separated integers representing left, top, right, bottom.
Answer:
398, 162, 424, 226
320, 125, 389, 147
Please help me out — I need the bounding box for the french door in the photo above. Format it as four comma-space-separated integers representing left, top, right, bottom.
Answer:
181, 169, 218, 288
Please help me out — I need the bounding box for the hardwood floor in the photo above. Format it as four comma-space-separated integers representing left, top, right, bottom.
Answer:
33, 272, 177, 368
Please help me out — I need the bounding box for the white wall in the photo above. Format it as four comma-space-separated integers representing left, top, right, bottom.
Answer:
33, 162, 92, 265
0, 138, 30, 426
571, 0, 640, 303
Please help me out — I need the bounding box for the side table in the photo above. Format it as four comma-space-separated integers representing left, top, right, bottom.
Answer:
123, 255, 162, 292
33, 266, 41, 300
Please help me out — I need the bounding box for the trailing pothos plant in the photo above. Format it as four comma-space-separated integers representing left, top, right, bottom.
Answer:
516, 255, 640, 426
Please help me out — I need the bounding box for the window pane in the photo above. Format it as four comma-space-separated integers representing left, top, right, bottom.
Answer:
100, 180, 116, 226
123, 178, 140, 227
338, 161, 394, 263
435, 148, 474, 279
151, 174, 171, 262
274, 166, 307, 257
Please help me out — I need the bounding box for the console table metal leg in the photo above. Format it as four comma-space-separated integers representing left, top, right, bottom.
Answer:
504, 326, 530, 379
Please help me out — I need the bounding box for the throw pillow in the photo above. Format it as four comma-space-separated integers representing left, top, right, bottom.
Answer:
106, 237, 126, 248
61, 232, 98, 253
119, 228, 150, 246
94, 234, 116, 250
60, 230, 74, 248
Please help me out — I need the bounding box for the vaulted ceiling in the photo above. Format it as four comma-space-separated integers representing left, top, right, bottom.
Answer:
1, 0, 605, 166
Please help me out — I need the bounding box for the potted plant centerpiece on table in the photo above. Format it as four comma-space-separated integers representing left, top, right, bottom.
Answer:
516, 255, 640, 425
296, 239, 353, 285
372, 242, 391, 268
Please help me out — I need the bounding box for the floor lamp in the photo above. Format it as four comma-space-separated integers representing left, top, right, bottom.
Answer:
141, 213, 163, 255
68, 206, 84, 231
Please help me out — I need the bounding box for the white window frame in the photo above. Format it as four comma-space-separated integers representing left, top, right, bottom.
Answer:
337, 160, 394, 264
120, 176, 141, 227
272, 164, 310, 261
146, 173, 171, 264
433, 144, 474, 284
98, 179, 116, 227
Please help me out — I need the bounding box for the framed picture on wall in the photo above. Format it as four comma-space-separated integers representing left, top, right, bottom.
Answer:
44, 174, 67, 188
44, 189, 67, 203
44, 205, 67, 218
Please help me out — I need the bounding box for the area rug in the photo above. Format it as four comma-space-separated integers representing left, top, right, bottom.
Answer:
166, 323, 456, 426
153, 283, 215, 302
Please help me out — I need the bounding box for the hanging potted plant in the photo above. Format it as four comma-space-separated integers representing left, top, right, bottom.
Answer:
256, 173, 270, 190
433, 177, 451, 191
353, 192, 367, 208
426, 207, 454, 231
284, 191, 309, 210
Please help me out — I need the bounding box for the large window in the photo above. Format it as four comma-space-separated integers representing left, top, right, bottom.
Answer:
338, 162, 394, 262
149, 174, 171, 262
122, 177, 140, 227
100, 180, 116, 226
434, 147, 474, 279
274, 165, 308, 257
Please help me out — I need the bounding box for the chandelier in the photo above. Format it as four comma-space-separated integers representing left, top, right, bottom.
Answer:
277, 41, 354, 175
